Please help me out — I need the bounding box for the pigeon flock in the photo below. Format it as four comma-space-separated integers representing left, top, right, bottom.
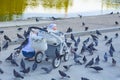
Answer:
0, 12, 120, 80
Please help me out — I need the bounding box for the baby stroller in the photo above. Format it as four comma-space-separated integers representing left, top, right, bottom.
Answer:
30, 27, 70, 68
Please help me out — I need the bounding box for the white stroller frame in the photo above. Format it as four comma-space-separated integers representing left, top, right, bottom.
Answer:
30, 27, 70, 68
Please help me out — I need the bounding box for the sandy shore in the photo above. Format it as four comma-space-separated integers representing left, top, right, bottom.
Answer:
0, 13, 120, 41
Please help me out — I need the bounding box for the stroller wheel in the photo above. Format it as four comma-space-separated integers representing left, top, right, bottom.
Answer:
35, 51, 43, 63
64, 52, 69, 61
52, 57, 61, 68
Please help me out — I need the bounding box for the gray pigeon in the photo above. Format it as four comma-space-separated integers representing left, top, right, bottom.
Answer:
13, 69, 24, 79
11, 59, 19, 66
0, 68, 4, 74
96, 30, 102, 35
20, 67, 30, 74
115, 33, 118, 38
41, 67, 52, 73
66, 27, 72, 33
105, 38, 112, 45
83, 56, 87, 64
4, 35, 11, 42
89, 66, 103, 72
112, 58, 116, 66
17, 33, 24, 39
58, 70, 70, 79
32, 62, 38, 71
104, 52, 108, 62
20, 59, 26, 70
5, 53, 13, 61
104, 35, 108, 41
85, 58, 94, 67
95, 55, 100, 64
63, 64, 73, 71
81, 77, 89, 80
2, 41, 8, 49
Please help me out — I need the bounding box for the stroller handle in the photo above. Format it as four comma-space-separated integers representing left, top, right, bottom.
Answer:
29, 26, 48, 32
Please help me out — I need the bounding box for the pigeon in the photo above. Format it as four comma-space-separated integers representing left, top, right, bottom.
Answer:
66, 42, 72, 48
74, 36, 80, 47
117, 12, 119, 14
4, 35, 11, 42
51, 78, 56, 80
13, 69, 24, 79
82, 22, 85, 26
20, 67, 30, 74
20, 59, 26, 70
96, 30, 102, 35
23, 30, 27, 38
109, 12, 113, 15
66, 27, 72, 33
11, 59, 19, 66
89, 66, 103, 72
5, 53, 13, 61
110, 44, 115, 52
83, 37, 90, 44
80, 43, 87, 54
63, 64, 73, 71
109, 48, 114, 57
91, 34, 98, 40
74, 58, 82, 65
115, 21, 119, 25
36, 18, 39, 22
81, 77, 90, 80
51, 16, 56, 20
105, 38, 112, 45
32, 62, 38, 71
104, 35, 108, 41
78, 14, 82, 18
95, 55, 100, 64
83, 56, 87, 64
93, 38, 98, 46
85, 58, 94, 67
41, 67, 52, 73
115, 33, 118, 38
0, 30, 4, 34
112, 58, 116, 66
58, 70, 70, 79
17, 33, 24, 39
0, 68, 4, 74
70, 33, 76, 42
85, 27, 88, 31
2, 41, 8, 49
104, 52, 108, 62
17, 28, 23, 31
73, 52, 81, 59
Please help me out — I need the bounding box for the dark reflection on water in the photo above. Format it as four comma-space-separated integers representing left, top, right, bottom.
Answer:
0, 0, 120, 21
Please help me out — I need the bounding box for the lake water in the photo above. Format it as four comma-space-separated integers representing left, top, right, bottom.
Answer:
0, 0, 120, 21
